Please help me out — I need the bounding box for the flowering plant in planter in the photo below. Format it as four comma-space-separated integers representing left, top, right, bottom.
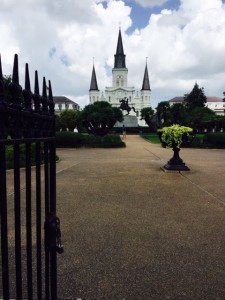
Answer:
157, 125, 193, 171
158, 125, 193, 149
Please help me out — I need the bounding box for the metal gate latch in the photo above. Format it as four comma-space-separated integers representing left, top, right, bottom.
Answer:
44, 213, 64, 254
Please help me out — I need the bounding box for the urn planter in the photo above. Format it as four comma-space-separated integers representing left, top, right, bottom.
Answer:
163, 147, 190, 171
158, 125, 193, 172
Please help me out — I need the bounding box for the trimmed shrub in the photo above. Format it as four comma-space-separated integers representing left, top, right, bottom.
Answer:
6, 143, 44, 169
189, 134, 205, 148
110, 127, 155, 134
56, 132, 125, 148
56, 131, 85, 148
203, 132, 225, 148
84, 134, 126, 148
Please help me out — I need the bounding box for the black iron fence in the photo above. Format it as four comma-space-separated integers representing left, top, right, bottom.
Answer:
0, 54, 61, 299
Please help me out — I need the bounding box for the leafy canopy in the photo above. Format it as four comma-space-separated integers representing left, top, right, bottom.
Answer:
78, 101, 123, 136
59, 109, 80, 131
158, 125, 193, 148
184, 82, 207, 110
140, 107, 155, 128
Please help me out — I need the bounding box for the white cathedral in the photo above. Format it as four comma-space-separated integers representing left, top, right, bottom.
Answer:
89, 29, 151, 127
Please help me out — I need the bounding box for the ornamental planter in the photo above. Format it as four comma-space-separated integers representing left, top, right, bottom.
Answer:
158, 125, 193, 172
163, 146, 190, 171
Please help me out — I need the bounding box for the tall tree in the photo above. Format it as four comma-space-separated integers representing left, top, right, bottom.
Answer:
184, 82, 207, 110
156, 101, 172, 126
59, 109, 79, 131
78, 101, 123, 136
140, 107, 155, 130
187, 107, 216, 132
170, 103, 188, 125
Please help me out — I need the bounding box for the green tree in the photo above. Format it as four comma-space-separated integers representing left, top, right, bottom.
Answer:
188, 107, 216, 132
156, 101, 172, 126
78, 101, 123, 136
140, 107, 155, 130
184, 82, 207, 110
170, 103, 188, 125
59, 109, 79, 131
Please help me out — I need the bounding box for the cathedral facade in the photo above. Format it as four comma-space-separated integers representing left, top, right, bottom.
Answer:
89, 29, 151, 126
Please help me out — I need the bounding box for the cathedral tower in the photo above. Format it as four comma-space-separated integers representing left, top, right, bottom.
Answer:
89, 64, 100, 103
141, 62, 151, 107
112, 28, 128, 88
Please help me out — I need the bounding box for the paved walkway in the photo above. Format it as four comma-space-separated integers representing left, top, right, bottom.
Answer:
56, 135, 225, 299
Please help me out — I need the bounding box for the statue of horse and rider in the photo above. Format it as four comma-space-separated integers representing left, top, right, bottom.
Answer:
119, 97, 135, 115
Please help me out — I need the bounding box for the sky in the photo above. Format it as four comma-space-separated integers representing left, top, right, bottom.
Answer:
1, 0, 225, 109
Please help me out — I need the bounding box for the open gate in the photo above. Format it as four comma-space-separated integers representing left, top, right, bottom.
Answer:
0, 54, 62, 299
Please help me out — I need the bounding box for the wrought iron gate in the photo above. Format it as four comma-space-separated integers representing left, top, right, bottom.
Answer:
0, 54, 61, 299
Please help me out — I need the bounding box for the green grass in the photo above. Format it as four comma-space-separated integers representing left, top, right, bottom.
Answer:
141, 134, 161, 144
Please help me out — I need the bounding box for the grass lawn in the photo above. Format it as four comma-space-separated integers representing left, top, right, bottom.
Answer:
141, 133, 206, 147
141, 134, 161, 144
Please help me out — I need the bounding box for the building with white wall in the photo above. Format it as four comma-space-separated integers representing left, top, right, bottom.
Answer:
168, 96, 224, 115
53, 96, 80, 115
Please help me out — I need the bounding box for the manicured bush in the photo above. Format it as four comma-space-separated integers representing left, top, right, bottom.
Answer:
110, 127, 154, 134
6, 143, 43, 169
84, 134, 126, 148
56, 131, 85, 148
188, 134, 204, 148
56, 132, 125, 148
203, 132, 225, 148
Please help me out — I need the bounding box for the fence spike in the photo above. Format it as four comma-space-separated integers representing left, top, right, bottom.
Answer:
33, 70, 41, 112
0, 54, 3, 80
34, 70, 39, 95
25, 63, 31, 91
41, 77, 48, 113
12, 54, 19, 85
9, 54, 21, 109
42, 77, 47, 98
0, 54, 6, 107
48, 80, 55, 114
23, 63, 32, 111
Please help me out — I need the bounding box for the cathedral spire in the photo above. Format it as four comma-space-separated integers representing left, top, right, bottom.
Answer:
114, 28, 126, 68
141, 61, 151, 91
89, 63, 99, 91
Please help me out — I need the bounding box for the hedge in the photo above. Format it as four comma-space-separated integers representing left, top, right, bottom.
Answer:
203, 132, 225, 148
56, 132, 85, 148
56, 132, 126, 148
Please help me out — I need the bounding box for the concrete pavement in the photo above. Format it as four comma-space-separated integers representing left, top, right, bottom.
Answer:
56, 135, 225, 299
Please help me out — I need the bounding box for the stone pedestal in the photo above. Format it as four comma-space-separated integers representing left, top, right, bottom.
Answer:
115, 115, 138, 127
163, 147, 190, 171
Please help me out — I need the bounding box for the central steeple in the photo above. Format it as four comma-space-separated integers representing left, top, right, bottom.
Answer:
114, 28, 126, 68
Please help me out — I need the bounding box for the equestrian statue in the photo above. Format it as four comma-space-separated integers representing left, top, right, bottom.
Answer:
119, 97, 135, 115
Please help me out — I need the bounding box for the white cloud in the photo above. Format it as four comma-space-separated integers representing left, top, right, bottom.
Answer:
0, 0, 225, 110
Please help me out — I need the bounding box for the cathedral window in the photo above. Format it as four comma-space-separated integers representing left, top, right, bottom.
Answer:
58, 104, 62, 111
93, 96, 95, 101
109, 96, 111, 102
121, 76, 124, 86
116, 76, 120, 87
129, 96, 131, 102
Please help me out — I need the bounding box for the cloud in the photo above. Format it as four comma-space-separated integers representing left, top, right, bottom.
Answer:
132, 0, 168, 8
0, 0, 225, 110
